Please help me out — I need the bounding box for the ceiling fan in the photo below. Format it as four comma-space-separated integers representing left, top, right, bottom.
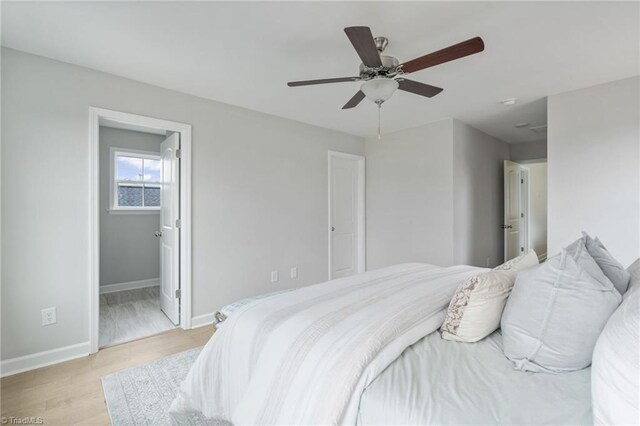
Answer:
287, 27, 484, 112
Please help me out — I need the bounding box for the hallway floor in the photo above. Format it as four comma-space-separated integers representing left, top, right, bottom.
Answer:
99, 286, 176, 348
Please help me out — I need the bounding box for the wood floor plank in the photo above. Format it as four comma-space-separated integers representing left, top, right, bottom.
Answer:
99, 287, 177, 348
1, 326, 215, 424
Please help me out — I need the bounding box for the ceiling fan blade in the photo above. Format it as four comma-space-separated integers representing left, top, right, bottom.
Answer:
344, 26, 383, 68
399, 37, 484, 74
342, 91, 366, 109
287, 77, 360, 87
397, 79, 443, 98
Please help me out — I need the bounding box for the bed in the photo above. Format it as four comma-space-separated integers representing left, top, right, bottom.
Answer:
170, 260, 639, 425
357, 330, 591, 425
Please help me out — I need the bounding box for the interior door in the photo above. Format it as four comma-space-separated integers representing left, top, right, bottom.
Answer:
504, 160, 525, 261
159, 133, 180, 325
329, 153, 363, 279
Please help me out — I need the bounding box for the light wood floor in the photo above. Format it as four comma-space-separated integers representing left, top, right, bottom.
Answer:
99, 286, 176, 348
1, 326, 214, 425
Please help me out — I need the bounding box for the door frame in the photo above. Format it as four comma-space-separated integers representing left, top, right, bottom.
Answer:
503, 160, 530, 262
327, 151, 366, 279
522, 167, 530, 255
88, 107, 192, 354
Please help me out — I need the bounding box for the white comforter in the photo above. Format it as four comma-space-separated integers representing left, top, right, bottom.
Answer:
170, 263, 482, 425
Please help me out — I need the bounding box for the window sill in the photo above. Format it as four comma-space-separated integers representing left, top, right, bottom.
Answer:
107, 208, 160, 215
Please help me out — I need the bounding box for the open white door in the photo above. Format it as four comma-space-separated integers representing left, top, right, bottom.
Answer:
503, 160, 527, 261
329, 152, 365, 279
159, 133, 180, 325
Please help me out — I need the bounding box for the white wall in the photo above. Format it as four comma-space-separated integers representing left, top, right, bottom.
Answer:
453, 120, 510, 267
1, 48, 364, 361
365, 118, 510, 270
510, 140, 547, 162
548, 76, 639, 266
527, 162, 547, 259
365, 119, 455, 269
99, 126, 161, 286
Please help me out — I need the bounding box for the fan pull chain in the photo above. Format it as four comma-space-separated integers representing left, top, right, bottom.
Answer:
376, 101, 382, 140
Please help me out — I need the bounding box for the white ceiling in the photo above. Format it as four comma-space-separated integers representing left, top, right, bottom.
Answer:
2, 2, 638, 143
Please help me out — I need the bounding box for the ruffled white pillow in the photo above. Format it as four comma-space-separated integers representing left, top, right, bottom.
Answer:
440, 250, 538, 343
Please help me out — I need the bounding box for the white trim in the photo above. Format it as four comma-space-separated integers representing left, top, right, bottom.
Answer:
180, 125, 193, 330
517, 158, 548, 165
1, 342, 90, 378
99, 278, 160, 294
191, 312, 216, 329
538, 252, 548, 262
522, 166, 530, 255
327, 151, 366, 280
89, 107, 193, 355
107, 209, 160, 215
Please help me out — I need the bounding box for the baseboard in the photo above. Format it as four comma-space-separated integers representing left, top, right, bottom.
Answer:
1, 341, 90, 377
100, 278, 159, 294
191, 312, 216, 329
538, 252, 548, 262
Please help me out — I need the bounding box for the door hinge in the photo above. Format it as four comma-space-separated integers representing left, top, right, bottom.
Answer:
521, 247, 524, 252
175, 289, 181, 299
521, 213, 524, 218
176, 149, 182, 159
176, 219, 182, 228
521, 178, 524, 184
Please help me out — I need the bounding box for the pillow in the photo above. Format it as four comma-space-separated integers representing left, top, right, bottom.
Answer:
626, 257, 640, 295
501, 240, 621, 373
591, 258, 640, 425
440, 250, 538, 343
581, 232, 631, 295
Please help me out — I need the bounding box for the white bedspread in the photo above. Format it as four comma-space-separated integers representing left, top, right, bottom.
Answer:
170, 263, 482, 425
357, 331, 592, 425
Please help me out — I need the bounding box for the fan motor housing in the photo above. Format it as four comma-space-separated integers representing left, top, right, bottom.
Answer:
359, 55, 400, 80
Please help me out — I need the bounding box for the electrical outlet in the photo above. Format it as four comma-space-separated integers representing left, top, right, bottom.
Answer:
271, 270, 279, 283
41, 307, 57, 326
290, 267, 298, 279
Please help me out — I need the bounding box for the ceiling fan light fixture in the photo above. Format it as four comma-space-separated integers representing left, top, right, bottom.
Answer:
361, 78, 399, 104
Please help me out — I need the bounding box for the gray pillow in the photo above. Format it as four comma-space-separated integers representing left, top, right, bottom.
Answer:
582, 232, 630, 295
501, 240, 622, 373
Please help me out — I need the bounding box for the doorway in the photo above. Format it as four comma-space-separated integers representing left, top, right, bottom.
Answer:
328, 151, 365, 279
503, 160, 547, 262
89, 108, 192, 353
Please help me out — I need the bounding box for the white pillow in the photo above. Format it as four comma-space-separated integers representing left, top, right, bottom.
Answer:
440, 250, 538, 343
591, 258, 640, 425
582, 232, 631, 295
501, 240, 621, 373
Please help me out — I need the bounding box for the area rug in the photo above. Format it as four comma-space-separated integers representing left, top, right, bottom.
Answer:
101, 347, 229, 425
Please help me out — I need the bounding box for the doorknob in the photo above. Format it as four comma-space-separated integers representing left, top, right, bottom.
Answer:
154, 231, 163, 237
500, 225, 513, 229
331, 227, 335, 232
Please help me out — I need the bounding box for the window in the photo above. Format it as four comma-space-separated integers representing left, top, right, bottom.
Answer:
111, 149, 161, 211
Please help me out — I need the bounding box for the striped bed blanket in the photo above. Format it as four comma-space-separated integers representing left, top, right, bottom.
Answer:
170, 263, 482, 425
